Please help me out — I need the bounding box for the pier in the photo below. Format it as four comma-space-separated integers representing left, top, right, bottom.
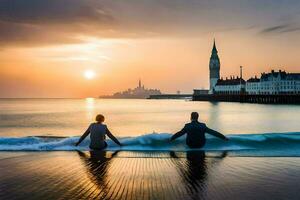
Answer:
192, 94, 300, 104
148, 94, 192, 99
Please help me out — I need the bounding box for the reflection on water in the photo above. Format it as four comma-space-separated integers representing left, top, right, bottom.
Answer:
207, 102, 221, 131
171, 151, 207, 199
75, 150, 227, 199
77, 150, 119, 198
85, 98, 95, 120
170, 151, 227, 199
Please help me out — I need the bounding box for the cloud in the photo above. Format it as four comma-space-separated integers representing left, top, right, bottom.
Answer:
261, 25, 289, 33
0, 0, 113, 24
0, 0, 116, 46
0, 0, 300, 46
0, 0, 247, 46
281, 27, 300, 33
260, 24, 300, 34
0, 21, 83, 46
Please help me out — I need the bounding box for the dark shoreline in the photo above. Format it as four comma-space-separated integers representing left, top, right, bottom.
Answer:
193, 94, 300, 104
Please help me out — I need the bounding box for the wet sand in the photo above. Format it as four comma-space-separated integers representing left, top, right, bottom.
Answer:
1, 151, 300, 200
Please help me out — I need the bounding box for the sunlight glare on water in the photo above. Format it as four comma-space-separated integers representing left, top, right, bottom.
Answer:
0, 98, 299, 137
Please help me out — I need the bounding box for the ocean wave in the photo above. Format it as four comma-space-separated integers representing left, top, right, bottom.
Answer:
1, 132, 300, 156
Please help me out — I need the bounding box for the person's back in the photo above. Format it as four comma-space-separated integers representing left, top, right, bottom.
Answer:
75, 114, 122, 150
89, 123, 107, 149
171, 112, 228, 148
184, 121, 207, 148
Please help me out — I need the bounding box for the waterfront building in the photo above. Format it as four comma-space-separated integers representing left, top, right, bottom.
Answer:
258, 70, 300, 94
214, 77, 246, 94
246, 76, 260, 94
196, 40, 300, 96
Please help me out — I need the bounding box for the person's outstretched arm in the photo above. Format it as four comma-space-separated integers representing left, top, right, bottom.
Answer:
205, 127, 228, 141
170, 126, 187, 141
106, 128, 122, 146
75, 125, 91, 146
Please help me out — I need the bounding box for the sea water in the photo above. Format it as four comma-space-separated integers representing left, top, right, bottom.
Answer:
0, 98, 299, 154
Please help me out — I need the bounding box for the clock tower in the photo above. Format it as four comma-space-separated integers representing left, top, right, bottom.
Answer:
209, 39, 220, 94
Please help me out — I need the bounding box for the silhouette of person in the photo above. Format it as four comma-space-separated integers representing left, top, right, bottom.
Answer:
170, 151, 227, 199
76, 150, 120, 198
170, 112, 228, 148
75, 114, 122, 150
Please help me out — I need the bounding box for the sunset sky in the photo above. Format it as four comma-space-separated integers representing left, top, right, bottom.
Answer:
0, 0, 300, 98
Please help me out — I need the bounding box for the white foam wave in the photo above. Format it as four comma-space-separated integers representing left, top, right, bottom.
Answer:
0, 132, 300, 156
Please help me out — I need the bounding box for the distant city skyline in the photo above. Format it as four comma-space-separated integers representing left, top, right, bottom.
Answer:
0, 0, 300, 98
100, 79, 161, 99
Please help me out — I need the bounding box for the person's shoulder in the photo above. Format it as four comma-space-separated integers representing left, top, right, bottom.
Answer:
89, 122, 96, 127
198, 122, 207, 128
185, 122, 191, 126
184, 122, 192, 128
101, 124, 108, 129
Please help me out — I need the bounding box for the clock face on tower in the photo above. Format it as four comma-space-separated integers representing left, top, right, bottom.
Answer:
210, 59, 220, 69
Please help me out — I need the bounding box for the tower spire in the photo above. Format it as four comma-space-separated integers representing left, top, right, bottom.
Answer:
139, 78, 141, 88
212, 38, 218, 53
209, 38, 220, 94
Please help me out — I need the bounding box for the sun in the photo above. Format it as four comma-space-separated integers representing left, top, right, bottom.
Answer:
84, 70, 96, 80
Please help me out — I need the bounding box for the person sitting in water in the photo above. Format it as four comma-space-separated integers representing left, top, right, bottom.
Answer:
170, 112, 228, 148
75, 114, 122, 150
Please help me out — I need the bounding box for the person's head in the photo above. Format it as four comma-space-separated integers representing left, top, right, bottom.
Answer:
95, 114, 105, 123
190, 112, 199, 121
